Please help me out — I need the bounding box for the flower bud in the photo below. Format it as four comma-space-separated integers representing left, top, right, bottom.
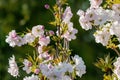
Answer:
28, 62, 32, 67
34, 68, 40, 74
49, 30, 54, 36
44, 4, 50, 9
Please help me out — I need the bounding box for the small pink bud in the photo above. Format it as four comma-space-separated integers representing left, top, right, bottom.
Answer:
44, 4, 50, 9
49, 30, 54, 36
34, 68, 40, 74
28, 62, 32, 67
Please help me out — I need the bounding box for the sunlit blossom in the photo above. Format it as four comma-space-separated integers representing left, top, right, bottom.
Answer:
6, 30, 25, 47
23, 59, 32, 74
8, 55, 19, 77
23, 74, 39, 80
72, 55, 86, 77
38, 36, 50, 46
23, 33, 35, 44
32, 25, 44, 37
89, 0, 103, 8
62, 6, 73, 24
113, 57, 120, 79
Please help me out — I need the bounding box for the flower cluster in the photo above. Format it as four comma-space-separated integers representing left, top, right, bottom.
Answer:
77, 0, 120, 46
6, 0, 86, 80
77, 0, 120, 79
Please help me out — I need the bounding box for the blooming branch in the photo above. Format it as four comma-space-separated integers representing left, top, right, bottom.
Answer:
6, 0, 86, 80
77, 0, 120, 79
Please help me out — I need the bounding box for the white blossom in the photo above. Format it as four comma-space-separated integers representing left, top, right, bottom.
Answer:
47, 68, 63, 80
112, 4, 120, 22
23, 33, 35, 44
112, 4, 120, 14
75, 63, 86, 78
32, 25, 44, 37
113, 57, 120, 79
40, 62, 73, 80
94, 27, 110, 46
39, 63, 53, 77
105, 9, 117, 21
8, 55, 19, 77
77, 7, 118, 30
62, 6, 73, 24
38, 52, 53, 62
6, 30, 25, 47
72, 55, 85, 65
77, 9, 85, 16
72, 55, 86, 77
114, 57, 120, 67
110, 21, 120, 41
62, 22, 78, 41
89, 0, 103, 8
85, 8, 97, 21
38, 36, 50, 46
40, 63, 62, 80
77, 10, 92, 30
23, 74, 39, 80
57, 62, 73, 73
93, 7, 109, 26
80, 16, 92, 30
62, 75, 72, 80
62, 7, 78, 41
38, 46, 43, 54
23, 59, 32, 74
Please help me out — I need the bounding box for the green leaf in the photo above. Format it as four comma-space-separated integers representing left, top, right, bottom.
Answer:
94, 54, 114, 73
49, 21, 56, 26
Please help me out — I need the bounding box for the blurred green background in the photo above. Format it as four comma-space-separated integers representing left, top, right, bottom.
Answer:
0, 0, 115, 80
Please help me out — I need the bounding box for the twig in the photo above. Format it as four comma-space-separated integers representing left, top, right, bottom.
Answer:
113, 48, 120, 57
